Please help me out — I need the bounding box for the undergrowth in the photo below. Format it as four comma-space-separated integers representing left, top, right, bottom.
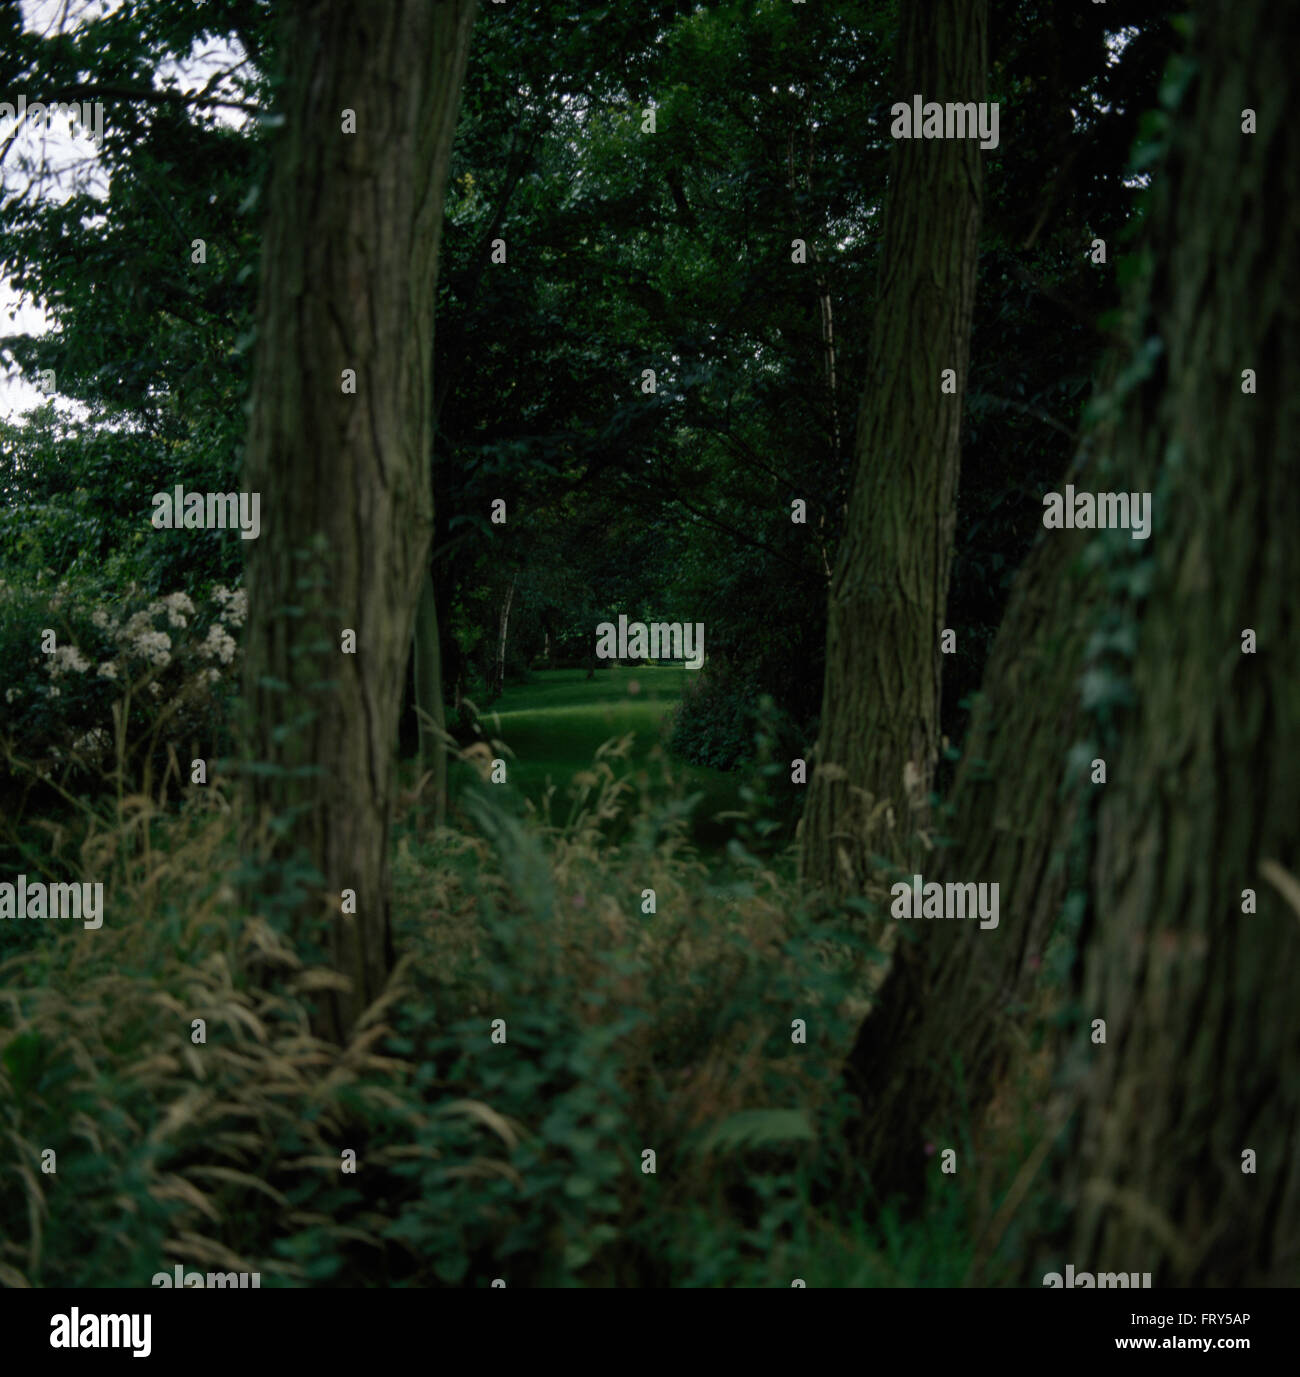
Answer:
0, 736, 1051, 1287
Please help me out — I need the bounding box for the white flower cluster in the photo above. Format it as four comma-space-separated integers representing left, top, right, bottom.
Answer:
48, 643, 92, 677
118, 611, 174, 667
211, 585, 247, 628
18, 586, 246, 725
72, 727, 112, 760
156, 592, 196, 628
200, 622, 237, 665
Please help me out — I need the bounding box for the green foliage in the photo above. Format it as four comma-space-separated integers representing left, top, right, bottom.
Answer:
666, 658, 761, 771
0, 761, 1029, 1288
0, 410, 245, 594
0, 574, 241, 838
697, 1108, 815, 1154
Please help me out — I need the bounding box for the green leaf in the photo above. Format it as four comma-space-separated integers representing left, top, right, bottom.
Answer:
697, 1108, 815, 1155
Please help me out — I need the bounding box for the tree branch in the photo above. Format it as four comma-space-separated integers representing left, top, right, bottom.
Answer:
46, 83, 264, 117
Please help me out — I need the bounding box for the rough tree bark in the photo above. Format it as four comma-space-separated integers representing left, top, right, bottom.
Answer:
801, 0, 987, 896
1066, 0, 1300, 1285
838, 357, 1127, 1205
241, 0, 477, 1042
844, 1, 1300, 1288
841, 513, 1104, 1201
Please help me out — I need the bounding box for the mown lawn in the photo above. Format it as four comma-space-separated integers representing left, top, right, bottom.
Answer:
460, 666, 743, 847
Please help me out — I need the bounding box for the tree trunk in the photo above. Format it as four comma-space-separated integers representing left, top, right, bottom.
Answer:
801, 0, 987, 895
413, 569, 447, 830
241, 0, 477, 1042
838, 352, 1127, 1204
842, 0, 1300, 1285
841, 513, 1104, 1200
542, 608, 558, 670
1065, 0, 1300, 1285
490, 573, 516, 701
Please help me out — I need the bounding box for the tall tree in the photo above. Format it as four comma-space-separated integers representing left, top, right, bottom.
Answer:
843, 0, 1300, 1287
801, 0, 988, 894
840, 470, 1107, 1200
242, 0, 478, 1042
1065, 0, 1300, 1285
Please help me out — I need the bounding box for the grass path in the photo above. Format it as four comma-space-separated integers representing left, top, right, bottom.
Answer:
462, 666, 741, 846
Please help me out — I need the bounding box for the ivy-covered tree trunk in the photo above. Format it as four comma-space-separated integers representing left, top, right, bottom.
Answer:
241, 0, 477, 1042
1066, 0, 1300, 1285
844, 0, 1300, 1280
801, 0, 987, 895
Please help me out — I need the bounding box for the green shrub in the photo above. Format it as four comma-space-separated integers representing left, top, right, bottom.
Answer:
664, 657, 758, 770
0, 576, 242, 819
0, 749, 1038, 1288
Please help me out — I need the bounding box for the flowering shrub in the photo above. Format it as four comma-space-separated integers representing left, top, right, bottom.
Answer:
0, 576, 243, 797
